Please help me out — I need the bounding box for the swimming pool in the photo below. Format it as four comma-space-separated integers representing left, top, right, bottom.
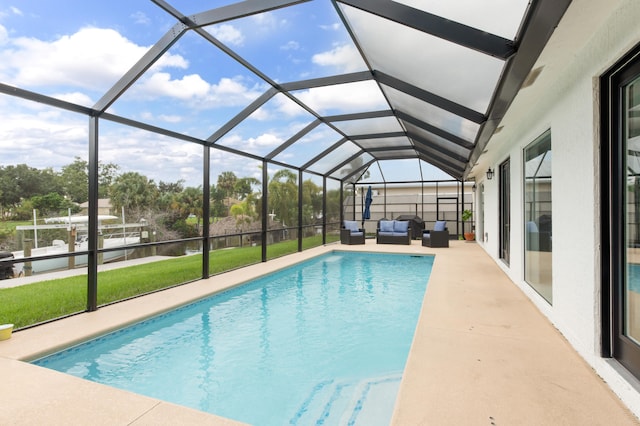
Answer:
34, 251, 433, 425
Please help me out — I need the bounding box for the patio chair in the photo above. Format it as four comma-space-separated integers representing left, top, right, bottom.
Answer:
341, 220, 365, 245
423, 220, 449, 248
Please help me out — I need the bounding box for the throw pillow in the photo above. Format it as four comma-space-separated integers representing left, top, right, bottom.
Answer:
393, 220, 409, 233
434, 221, 446, 231
344, 220, 359, 232
379, 220, 394, 232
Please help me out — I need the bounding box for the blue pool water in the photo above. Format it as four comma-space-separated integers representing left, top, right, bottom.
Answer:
34, 251, 433, 425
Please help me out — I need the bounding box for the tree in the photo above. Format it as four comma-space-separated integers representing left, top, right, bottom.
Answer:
244, 188, 262, 222
230, 202, 252, 231
217, 171, 237, 208
59, 157, 120, 202
268, 169, 298, 227
175, 186, 203, 232
31, 192, 76, 217
98, 161, 120, 198
13, 198, 35, 220
158, 180, 185, 194
234, 177, 259, 200
326, 188, 341, 222
0, 164, 62, 216
60, 158, 88, 203
210, 184, 227, 218
302, 179, 322, 225
0, 167, 21, 212
109, 172, 158, 213
156, 180, 185, 211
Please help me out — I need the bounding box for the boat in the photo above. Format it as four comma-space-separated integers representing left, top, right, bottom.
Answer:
8, 215, 142, 277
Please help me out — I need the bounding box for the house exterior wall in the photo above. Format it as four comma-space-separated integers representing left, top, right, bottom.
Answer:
79, 199, 113, 216
346, 183, 473, 235
473, 0, 640, 417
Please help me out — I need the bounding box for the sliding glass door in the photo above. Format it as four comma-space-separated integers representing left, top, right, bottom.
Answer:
524, 131, 552, 303
499, 159, 511, 265
602, 45, 640, 379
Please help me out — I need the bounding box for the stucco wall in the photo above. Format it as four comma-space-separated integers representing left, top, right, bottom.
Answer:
474, 0, 640, 416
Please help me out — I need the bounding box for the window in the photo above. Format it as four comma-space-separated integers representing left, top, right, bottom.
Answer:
625, 73, 640, 350
524, 131, 552, 303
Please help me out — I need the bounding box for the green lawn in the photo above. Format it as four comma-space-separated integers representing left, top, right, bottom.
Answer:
0, 234, 339, 329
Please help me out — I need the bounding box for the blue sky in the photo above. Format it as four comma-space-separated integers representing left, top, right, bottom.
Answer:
0, 1, 485, 188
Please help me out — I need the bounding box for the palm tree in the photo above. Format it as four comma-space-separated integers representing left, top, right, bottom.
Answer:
268, 169, 297, 227
175, 186, 203, 232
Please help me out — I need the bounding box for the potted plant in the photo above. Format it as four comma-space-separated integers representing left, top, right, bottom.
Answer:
462, 209, 475, 241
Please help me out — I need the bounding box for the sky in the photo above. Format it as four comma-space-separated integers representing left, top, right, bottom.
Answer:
0, 1, 528, 189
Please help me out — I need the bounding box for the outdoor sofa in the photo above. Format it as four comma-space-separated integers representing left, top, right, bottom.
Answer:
376, 219, 411, 245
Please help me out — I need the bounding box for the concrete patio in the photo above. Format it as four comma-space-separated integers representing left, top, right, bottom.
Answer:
0, 240, 637, 425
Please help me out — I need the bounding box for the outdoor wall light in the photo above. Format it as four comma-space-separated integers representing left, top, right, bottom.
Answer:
472, 183, 477, 192
486, 168, 494, 180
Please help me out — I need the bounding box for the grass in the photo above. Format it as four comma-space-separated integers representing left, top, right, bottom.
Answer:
0, 234, 340, 329
0, 220, 31, 231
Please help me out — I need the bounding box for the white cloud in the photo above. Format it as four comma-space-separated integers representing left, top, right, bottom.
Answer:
245, 12, 291, 39
0, 98, 209, 186
214, 77, 251, 96
217, 131, 283, 154
312, 44, 364, 73
0, 27, 187, 94
53, 92, 95, 106
281, 40, 299, 51
136, 72, 211, 100
0, 12, 398, 185
130, 11, 150, 26
10, 6, 23, 16
0, 24, 8, 45
158, 114, 183, 123
0, 106, 88, 170
131, 74, 266, 111
250, 12, 279, 30
201, 77, 265, 108
251, 133, 281, 147
217, 133, 243, 147
139, 111, 153, 121
319, 23, 341, 31
283, 80, 387, 116
210, 149, 262, 180
206, 24, 244, 46
98, 129, 205, 186
250, 105, 273, 121
153, 52, 188, 70
0, 24, 269, 113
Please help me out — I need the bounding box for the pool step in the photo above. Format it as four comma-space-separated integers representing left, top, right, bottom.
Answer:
290, 373, 402, 425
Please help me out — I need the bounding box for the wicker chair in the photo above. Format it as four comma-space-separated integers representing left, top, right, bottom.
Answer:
422, 221, 449, 247
341, 220, 365, 245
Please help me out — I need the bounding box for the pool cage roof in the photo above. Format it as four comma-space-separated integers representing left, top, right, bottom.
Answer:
1, 0, 570, 184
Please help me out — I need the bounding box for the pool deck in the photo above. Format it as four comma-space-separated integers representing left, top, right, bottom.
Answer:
0, 240, 638, 425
